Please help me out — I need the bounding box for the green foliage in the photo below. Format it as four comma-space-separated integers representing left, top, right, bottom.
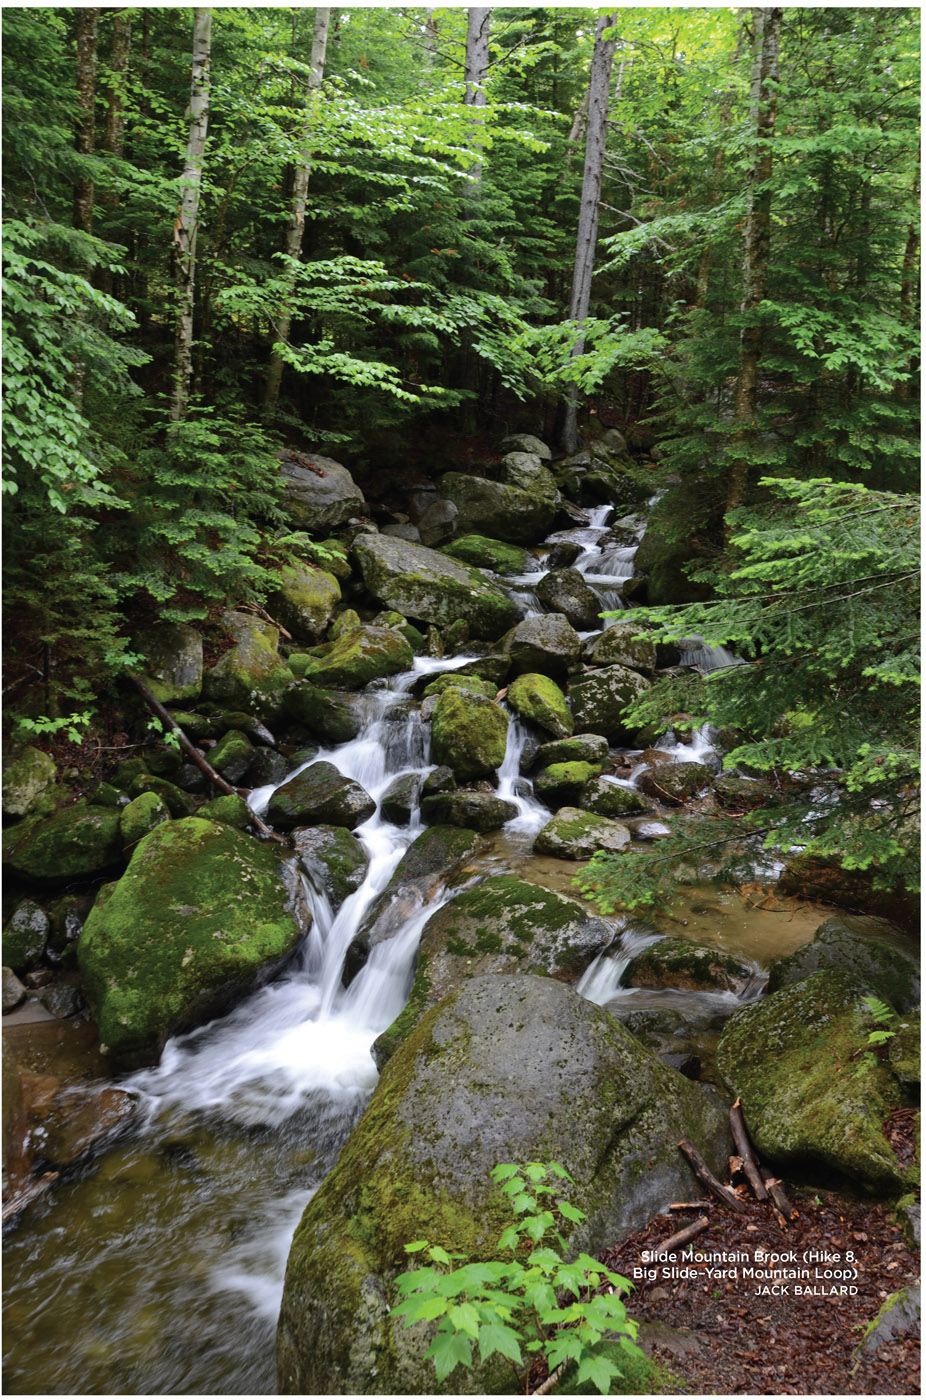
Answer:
577, 477, 920, 912
392, 1162, 640, 1393
13, 710, 94, 745
853, 996, 899, 1078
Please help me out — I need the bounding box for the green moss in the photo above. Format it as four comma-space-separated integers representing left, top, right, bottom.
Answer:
431, 688, 508, 781
3, 800, 123, 882
423, 674, 496, 700
440, 534, 530, 575
507, 672, 574, 738
302, 625, 413, 690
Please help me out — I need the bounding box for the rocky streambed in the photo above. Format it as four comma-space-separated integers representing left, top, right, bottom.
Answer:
2, 432, 919, 1395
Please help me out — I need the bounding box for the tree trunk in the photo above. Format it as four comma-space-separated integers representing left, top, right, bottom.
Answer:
170, 7, 212, 425
263, 7, 331, 417
463, 8, 491, 194
560, 14, 618, 454
73, 8, 100, 236
725, 6, 782, 526
99, 11, 132, 295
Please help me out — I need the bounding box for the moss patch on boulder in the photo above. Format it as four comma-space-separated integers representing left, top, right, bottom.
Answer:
440, 534, 530, 575
431, 688, 508, 781
3, 801, 123, 883
622, 937, 758, 994
302, 625, 413, 691
767, 915, 920, 1011
271, 564, 341, 642
507, 672, 574, 739
2, 745, 58, 820
533, 807, 632, 861
202, 610, 292, 717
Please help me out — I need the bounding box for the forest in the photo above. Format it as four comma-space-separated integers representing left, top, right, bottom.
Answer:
1, 5, 921, 1398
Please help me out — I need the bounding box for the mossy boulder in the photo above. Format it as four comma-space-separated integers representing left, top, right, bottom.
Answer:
202, 610, 293, 717
283, 683, 368, 744
119, 792, 170, 852
536, 734, 609, 767
197, 794, 253, 828
431, 688, 508, 782
500, 614, 583, 680
280, 454, 365, 532
440, 471, 557, 543
127, 773, 197, 817
3, 899, 49, 972
716, 971, 912, 1194
77, 818, 308, 1069
499, 451, 558, 499
419, 790, 517, 833
207, 729, 255, 785
133, 622, 204, 705
267, 761, 375, 830
580, 776, 652, 818
766, 915, 920, 1012
271, 564, 341, 642
568, 665, 652, 743
3, 801, 123, 884
2, 745, 58, 820
534, 761, 604, 808
421, 673, 497, 701
291, 825, 369, 912
352, 533, 521, 640
621, 937, 758, 995
506, 673, 574, 739
301, 625, 413, 691
440, 534, 530, 576
584, 623, 658, 674
533, 807, 632, 861
501, 433, 552, 460
638, 760, 714, 804
535, 568, 603, 631
277, 974, 731, 1395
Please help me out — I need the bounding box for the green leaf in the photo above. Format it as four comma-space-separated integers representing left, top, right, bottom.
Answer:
425, 1326, 472, 1384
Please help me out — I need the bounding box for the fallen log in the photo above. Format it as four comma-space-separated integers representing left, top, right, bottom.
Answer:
730, 1098, 768, 1201
678, 1138, 748, 1214
653, 1215, 710, 1257
128, 673, 285, 844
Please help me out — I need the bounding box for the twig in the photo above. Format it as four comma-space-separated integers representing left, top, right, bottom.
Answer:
653, 1215, 711, 1256
532, 1362, 566, 1396
677, 1139, 748, 1214
730, 1099, 769, 1201
2, 1171, 59, 1224
760, 1167, 796, 1222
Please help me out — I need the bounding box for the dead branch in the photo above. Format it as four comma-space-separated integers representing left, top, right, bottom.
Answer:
678, 1138, 748, 1214
653, 1215, 711, 1256
730, 1099, 769, 1201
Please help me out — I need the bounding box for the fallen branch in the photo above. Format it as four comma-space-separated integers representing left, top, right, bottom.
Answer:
2, 1171, 59, 1224
668, 1200, 712, 1212
653, 1215, 710, 1256
760, 1167, 796, 1223
730, 1098, 768, 1201
128, 673, 284, 844
678, 1139, 748, 1214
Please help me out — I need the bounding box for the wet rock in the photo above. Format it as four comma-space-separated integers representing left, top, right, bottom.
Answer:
544, 539, 584, 569
775, 852, 919, 931
301, 625, 413, 691
78, 817, 309, 1069
278, 974, 731, 1395
535, 568, 603, 630
243, 748, 290, 789
353, 532, 520, 640
270, 564, 341, 643
621, 938, 758, 995
202, 610, 292, 718
415, 499, 458, 547
440, 534, 530, 576
127, 773, 197, 818
39, 982, 85, 1019
283, 684, 368, 744
421, 673, 496, 701
568, 665, 652, 744
536, 733, 609, 766
119, 791, 171, 852
506, 672, 573, 739
420, 790, 517, 832
431, 688, 508, 781
380, 522, 421, 544
3, 802, 123, 884
197, 794, 253, 829
767, 914, 920, 1012
267, 761, 375, 830
500, 614, 583, 680
281, 454, 365, 532
638, 760, 713, 804
716, 971, 913, 1194
380, 773, 420, 826
580, 775, 653, 818
3, 966, 27, 1012
421, 765, 455, 797
3, 900, 50, 972
534, 761, 604, 808
440, 471, 557, 543
2, 745, 58, 820
292, 825, 369, 912
584, 622, 658, 674
712, 771, 773, 810
133, 622, 204, 705
533, 807, 632, 860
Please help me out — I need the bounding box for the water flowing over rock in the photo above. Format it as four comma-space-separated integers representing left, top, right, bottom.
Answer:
277, 974, 732, 1395
281, 454, 365, 532
267, 761, 376, 829
352, 532, 520, 638
77, 818, 309, 1069
291, 825, 369, 912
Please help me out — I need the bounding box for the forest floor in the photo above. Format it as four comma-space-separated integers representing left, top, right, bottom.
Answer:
598, 1135, 920, 1395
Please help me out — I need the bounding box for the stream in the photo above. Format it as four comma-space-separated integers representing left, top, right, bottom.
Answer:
2, 509, 827, 1395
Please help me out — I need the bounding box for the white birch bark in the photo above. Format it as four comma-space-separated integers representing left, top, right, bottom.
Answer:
463, 7, 491, 193
170, 7, 212, 424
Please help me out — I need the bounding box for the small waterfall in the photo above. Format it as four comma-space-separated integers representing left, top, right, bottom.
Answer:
576, 923, 661, 1003
678, 638, 744, 673
497, 715, 550, 837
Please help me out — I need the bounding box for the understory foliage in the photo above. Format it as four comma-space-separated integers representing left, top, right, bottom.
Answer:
392, 1162, 641, 1393
577, 478, 920, 911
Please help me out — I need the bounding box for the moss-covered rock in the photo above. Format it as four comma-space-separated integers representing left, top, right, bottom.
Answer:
300, 625, 413, 691
119, 791, 170, 852
580, 776, 652, 818
499, 451, 558, 499
133, 622, 203, 705
419, 789, 517, 833
712, 771, 774, 810
352, 533, 521, 640
440, 471, 557, 543
197, 794, 253, 828
584, 622, 658, 674
329, 607, 362, 641
283, 683, 368, 743
3, 801, 123, 883
533, 807, 632, 861
271, 564, 341, 642
638, 760, 714, 804
568, 665, 652, 743
535, 568, 603, 631
277, 974, 731, 1395
536, 734, 609, 767
766, 915, 920, 1012
431, 688, 508, 781
207, 729, 255, 785
2, 745, 58, 819
267, 761, 375, 830
534, 761, 604, 808
506, 673, 574, 739
281, 455, 365, 532
308, 538, 352, 580
439, 534, 530, 575
421, 673, 497, 701
622, 937, 758, 994
291, 825, 369, 911
127, 773, 197, 818
500, 614, 583, 680
77, 818, 307, 1069
202, 610, 293, 717
380, 774, 420, 826
716, 971, 912, 1194
3, 899, 49, 972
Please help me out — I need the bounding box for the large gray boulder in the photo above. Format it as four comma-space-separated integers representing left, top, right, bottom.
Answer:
134, 622, 204, 705
568, 665, 652, 743
277, 974, 732, 1395
352, 533, 520, 640
267, 762, 375, 830
500, 614, 583, 679
499, 452, 558, 500
270, 565, 341, 642
767, 915, 920, 1012
535, 568, 603, 631
281, 454, 365, 532
440, 472, 557, 543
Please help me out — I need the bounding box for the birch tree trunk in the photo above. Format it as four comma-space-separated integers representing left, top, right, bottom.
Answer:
560, 14, 617, 454
463, 7, 491, 194
263, 7, 331, 417
170, 7, 212, 425
724, 6, 782, 523
99, 11, 132, 296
